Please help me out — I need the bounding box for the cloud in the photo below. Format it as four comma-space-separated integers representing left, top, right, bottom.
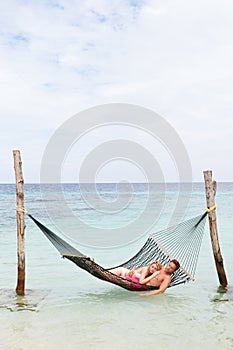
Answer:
0, 0, 233, 182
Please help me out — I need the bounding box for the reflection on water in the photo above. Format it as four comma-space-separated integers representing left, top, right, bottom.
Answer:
0, 289, 49, 312
211, 285, 233, 303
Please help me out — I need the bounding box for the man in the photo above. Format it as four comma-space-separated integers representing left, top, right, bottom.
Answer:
140, 259, 180, 296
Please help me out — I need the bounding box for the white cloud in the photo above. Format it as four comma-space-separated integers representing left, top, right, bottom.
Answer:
0, 0, 233, 182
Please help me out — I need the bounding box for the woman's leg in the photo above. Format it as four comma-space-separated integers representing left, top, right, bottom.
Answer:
109, 267, 129, 277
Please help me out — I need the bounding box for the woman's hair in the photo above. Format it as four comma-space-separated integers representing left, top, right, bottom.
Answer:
149, 260, 163, 270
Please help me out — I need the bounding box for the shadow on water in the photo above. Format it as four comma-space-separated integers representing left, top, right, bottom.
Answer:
211, 285, 233, 303
0, 289, 50, 312
71, 288, 195, 309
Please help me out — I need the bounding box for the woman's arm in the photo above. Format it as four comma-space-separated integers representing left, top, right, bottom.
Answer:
139, 270, 160, 284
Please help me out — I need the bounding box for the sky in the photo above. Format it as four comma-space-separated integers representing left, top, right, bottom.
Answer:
1, 0, 233, 183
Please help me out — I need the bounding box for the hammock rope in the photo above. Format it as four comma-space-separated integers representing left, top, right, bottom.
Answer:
21, 208, 209, 292
115, 212, 208, 287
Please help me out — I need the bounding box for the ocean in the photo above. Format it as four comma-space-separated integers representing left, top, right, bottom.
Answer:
0, 182, 233, 350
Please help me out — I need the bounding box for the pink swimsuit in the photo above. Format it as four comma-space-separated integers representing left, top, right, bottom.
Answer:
125, 276, 140, 283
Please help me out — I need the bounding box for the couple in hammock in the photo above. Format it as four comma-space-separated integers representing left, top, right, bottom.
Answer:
110, 259, 180, 296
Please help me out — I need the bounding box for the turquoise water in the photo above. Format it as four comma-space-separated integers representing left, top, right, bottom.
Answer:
0, 183, 233, 350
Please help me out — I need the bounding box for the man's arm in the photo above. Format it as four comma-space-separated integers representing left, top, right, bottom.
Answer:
139, 276, 171, 296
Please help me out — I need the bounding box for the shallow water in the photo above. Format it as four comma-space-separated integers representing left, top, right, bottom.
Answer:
0, 183, 233, 350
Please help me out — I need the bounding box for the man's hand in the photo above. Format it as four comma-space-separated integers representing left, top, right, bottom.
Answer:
139, 290, 162, 296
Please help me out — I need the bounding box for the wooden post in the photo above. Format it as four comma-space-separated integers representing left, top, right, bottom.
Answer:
13, 150, 26, 295
203, 170, 228, 287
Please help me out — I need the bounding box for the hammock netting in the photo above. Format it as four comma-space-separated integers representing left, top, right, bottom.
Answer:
28, 211, 207, 292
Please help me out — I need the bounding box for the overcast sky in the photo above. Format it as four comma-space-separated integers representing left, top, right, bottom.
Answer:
1, 0, 233, 183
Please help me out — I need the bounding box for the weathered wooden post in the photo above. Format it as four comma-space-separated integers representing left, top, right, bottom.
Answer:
203, 170, 228, 287
13, 150, 26, 295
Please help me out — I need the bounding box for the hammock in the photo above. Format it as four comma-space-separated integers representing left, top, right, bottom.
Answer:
25, 210, 208, 292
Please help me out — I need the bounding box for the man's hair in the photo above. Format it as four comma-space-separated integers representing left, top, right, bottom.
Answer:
170, 259, 180, 271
